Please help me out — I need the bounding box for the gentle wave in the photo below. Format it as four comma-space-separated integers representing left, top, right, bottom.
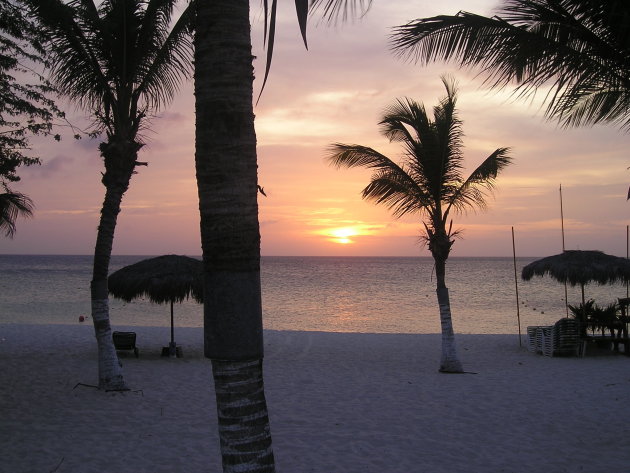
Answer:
1, 255, 628, 334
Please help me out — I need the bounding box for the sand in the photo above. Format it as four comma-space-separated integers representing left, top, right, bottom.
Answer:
1, 323, 629, 473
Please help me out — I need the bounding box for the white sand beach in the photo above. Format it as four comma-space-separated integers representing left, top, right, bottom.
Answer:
1, 323, 629, 473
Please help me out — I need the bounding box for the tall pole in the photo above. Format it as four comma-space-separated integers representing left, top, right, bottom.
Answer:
170, 301, 174, 345
559, 184, 566, 251
512, 227, 522, 346
560, 184, 569, 317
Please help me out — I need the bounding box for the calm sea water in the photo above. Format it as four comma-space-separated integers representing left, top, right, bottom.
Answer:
1, 255, 628, 334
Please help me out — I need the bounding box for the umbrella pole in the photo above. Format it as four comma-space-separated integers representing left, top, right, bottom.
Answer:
170, 300, 175, 345
512, 227, 522, 346
560, 184, 569, 317
169, 300, 177, 358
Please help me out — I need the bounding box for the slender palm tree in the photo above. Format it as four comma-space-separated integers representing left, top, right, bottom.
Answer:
390, 0, 630, 132
327, 77, 512, 372
0, 190, 34, 238
193, 1, 371, 471
25, 0, 194, 390
194, 2, 274, 470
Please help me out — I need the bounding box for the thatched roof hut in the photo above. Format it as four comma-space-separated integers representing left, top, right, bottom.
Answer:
521, 250, 630, 287
108, 254, 203, 304
108, 254, 203, 357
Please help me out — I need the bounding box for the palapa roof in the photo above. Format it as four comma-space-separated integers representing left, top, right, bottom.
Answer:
108, 254, 203, 304
521, 250, 630, 287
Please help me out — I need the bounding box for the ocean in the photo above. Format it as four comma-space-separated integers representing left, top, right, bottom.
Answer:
1, 255, 628, 334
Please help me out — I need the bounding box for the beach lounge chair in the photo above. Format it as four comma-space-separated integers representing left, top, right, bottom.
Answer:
527, 326, 544, 353
527, 319, 580, 357
112, 331, 139, 358
550, 318, 580, 357
540, 326, 554, 356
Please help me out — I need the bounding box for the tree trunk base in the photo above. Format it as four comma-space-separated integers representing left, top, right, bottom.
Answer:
212, 359, 275, 473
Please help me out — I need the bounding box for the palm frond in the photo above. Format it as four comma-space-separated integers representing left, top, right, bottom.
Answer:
551, 84, 630, 130
24, 0, 113, 113
25, 0, 194, 133
309, 0, 372, 23
257, 0, 279, 103
431, 76, 464, 189
327, 143, 401, 171
0, 190, 34, 238
363, 170, 433, 218
134, 1, 194, 111
257, 0, 371, 102
390, 0, 630, 130
326, 143, 430, 217
379, 97, 428, 144
444, 147, 512, 219
296, 0, 309, 46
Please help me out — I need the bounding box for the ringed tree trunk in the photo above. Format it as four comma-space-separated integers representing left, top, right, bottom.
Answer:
194, 1, 275, 471
90, 137, 141, 391
429, 231, 463, 373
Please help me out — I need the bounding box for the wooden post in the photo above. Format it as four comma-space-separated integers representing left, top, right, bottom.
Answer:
560, 184, 569, 317
512, 227, 522, 346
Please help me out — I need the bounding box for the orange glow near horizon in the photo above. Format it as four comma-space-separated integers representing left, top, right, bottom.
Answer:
4, 2, 629, 258
328, 227, 358, 244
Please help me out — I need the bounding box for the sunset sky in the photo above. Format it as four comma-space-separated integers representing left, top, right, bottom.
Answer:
2, 0, 628, 257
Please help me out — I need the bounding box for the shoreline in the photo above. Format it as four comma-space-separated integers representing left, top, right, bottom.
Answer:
2, 323, 629, 472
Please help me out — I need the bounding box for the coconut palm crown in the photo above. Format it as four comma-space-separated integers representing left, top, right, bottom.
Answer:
24, 0, 194, 391
327, 77, 512, 372
390, 0, 630, 132
26, 0, 194, 138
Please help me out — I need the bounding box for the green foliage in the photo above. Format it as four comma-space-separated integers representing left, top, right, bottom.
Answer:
0, 0, 62, 183
24, 0, 195, 140
568, 298, 595, 321
0, 0, 68, 236
569, 299, 620, 335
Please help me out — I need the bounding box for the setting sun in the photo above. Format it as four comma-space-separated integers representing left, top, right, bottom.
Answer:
329, 227, 358, 244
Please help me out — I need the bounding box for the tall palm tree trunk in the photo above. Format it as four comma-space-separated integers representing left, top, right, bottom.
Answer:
90, 138, 139, 391
195, 1, 275, 471
431, 235, 463, 373
212, 359, 274, 470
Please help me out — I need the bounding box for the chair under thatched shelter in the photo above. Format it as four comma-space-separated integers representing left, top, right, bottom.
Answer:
108, 254, 203, 357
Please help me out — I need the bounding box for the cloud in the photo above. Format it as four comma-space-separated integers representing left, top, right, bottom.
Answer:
40, 208, 98, 216
22, 155, 75, 179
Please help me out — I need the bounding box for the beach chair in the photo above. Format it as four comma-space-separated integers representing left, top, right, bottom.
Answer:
527, 325, 550, 354
527, 326, 542, 353
112, 331, 139, 358
527, 319, 580, 357
550, 318, 580, 357
540, 326, 554, 356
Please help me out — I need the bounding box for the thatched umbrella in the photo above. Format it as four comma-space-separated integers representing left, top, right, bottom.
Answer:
521, 250, 630, 305
108, 254, 203, 357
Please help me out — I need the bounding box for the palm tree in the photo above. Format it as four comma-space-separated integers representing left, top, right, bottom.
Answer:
0, 190, 34, 238
193, 1, 371, 470
194, 2, 274, 470
25, 0, 194, 390
390, 0, 630, 132
327, 77, 512, 372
